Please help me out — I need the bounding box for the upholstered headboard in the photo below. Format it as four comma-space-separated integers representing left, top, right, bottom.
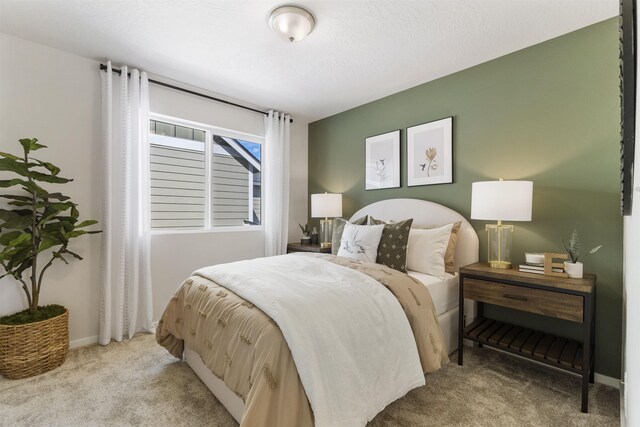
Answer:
350, 198, 479, 271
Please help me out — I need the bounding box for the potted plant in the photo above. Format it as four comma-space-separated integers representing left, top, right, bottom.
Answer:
299, 222, 311, 244
561, 229, 601, 279
0, 138, 99, 379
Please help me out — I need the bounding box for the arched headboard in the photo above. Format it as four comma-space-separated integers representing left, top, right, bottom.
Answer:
351, 198, 479, 271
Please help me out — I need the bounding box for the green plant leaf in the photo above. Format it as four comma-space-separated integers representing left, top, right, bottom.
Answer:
0, 230, 22, 246
0, 194, 32, 202
0, 244, 33, 262
23, 181, 47, 195
0, 215, 33, 230
7, 200, 45, 209
5, 233, 31, 248
19, 138, 46, 153
53, 251, 69, 264
63, 230, 88, 239
0, 151, 21, 160
0, 158, 29, 177
38, 203, 74, 225
46, 203, 73, 213
37, 234, 63, 253
45, 193, 71, 201
14, 260, 34, 278
63, 249, 83, 260
32, 159, 60, 176
0, 179, 29, 188
0, 178, 46, 195
52, 217, 76, 232
76, 220, 98, 228
29, 171, 72, 184
42, 222, 64, 233
0, 209, 19, 221
0, 209, 32, 221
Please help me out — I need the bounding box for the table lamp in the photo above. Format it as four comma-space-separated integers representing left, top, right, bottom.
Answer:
311, 193, 342, 248
471, 179, 533, 269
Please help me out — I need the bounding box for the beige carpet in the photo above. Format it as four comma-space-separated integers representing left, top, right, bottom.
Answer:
0, 333, 619, 427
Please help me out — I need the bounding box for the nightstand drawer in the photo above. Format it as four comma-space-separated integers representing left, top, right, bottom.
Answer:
463, 278, 583, 322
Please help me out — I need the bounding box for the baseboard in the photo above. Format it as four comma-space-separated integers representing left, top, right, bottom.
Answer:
69, 335, 98, 349
483, 346, 620, 389
594, 373, 621, 389
68, 322, 159, 349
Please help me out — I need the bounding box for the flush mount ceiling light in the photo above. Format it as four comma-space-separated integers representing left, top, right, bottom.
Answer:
269, 5, 315, 43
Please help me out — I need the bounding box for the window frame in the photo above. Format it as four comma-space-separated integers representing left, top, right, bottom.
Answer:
149, 112, 264, 234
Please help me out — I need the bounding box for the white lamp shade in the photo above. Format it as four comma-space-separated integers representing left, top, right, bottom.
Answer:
471, 180, 533, 221
311, 193, 342, 218
269, 6, 315, 43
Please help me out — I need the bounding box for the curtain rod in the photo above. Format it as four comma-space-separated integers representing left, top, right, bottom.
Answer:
99, 63, 293, 124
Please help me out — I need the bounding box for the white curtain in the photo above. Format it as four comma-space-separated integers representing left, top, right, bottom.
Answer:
264, 111, 291, 256
99, 61, 154, 345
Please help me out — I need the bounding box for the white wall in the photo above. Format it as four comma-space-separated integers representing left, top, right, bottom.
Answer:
0, 33, 308, 345
622, 51, 640, 425
0, 33, 103, 345
289, 118, 309, 239
621, 28, 640, 425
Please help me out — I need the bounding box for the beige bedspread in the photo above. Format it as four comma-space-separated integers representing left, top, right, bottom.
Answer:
156, 253, 448, 427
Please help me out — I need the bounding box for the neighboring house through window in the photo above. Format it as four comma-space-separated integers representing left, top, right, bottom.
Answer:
149, 115, 262, 230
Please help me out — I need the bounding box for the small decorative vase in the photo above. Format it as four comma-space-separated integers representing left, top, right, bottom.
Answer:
564, 261, 583, 279
301, 236, 311, 245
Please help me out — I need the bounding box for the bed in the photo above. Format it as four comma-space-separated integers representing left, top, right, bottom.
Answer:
157, 198, 479, 426
350, 198, 480, 356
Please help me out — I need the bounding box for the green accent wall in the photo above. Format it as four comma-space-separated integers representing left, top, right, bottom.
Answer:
308, 18, 622, 378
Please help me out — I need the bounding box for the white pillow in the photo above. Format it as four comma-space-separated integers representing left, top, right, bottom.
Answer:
337, 223, 384, 263
406, 223, 454, 279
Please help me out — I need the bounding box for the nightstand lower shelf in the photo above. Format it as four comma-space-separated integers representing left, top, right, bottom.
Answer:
464, 318, 593, 375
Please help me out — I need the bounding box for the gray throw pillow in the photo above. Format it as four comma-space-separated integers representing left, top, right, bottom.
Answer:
369, 217, 414, 272
331, 216, 368, 255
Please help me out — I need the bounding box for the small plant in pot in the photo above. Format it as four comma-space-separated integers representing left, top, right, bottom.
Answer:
561, 229, 601, 279
0, 138, 100, 379
299, 223, 311, 244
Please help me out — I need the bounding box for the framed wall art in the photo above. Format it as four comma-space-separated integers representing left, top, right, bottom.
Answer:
365, 130, 400, 190
407, 117, 453, 186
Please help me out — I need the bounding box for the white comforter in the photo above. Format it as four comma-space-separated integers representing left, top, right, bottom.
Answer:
195, 254, 425, 427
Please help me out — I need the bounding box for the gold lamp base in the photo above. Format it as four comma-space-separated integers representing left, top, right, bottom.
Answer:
488, 260, 512, 269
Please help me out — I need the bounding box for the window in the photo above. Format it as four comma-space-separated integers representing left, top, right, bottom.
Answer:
149, 117, 262, 230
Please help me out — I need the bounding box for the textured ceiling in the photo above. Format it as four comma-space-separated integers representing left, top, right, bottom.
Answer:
0, 0, 618, 122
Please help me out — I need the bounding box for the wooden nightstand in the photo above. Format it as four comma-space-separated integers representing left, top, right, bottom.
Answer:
286, 243, 331, 254
458, 262, 596, 413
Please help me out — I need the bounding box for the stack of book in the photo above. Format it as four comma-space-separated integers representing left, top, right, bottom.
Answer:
518, 262, 564, 275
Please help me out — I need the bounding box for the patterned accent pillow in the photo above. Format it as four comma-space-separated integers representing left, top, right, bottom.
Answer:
368, 217, 414, 273
337, 223, 385, 263
331, 216, 368, 255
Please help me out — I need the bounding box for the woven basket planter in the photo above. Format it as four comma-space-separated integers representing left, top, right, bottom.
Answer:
0, 309, 69, 379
